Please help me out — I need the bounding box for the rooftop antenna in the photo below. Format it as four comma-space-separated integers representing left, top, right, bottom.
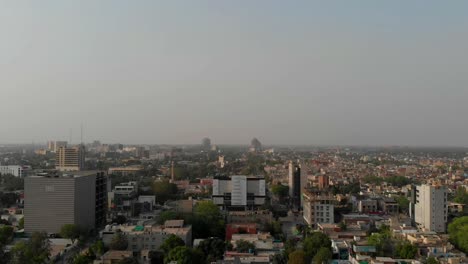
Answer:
80, 123, 83, 145
69, 128, 72, 144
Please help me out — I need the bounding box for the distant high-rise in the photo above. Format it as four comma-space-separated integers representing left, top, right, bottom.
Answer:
47, 141, 68, 153
288, 160, 307, 209
24, 171, 107, 234
411, 184, 448, 233
249, 138, 262, 152
56, 145, 85, 171
201, 137, 211, 150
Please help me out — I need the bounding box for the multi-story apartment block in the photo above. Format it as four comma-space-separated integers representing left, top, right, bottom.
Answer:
303, 190, 336, 228
358, 199, 378, 213
212, 175, 266, 210
100, 220, 192, 252
411, 184, 448, 233
0, 165, 30, 178
24, 171, 107, 234
56, 145, 85, 171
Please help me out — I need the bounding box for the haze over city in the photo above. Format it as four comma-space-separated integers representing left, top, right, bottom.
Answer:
1, 1, 467, 146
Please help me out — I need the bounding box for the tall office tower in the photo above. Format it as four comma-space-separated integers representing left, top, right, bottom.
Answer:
24, 171, 107, 234
411, 184, 448, 233
249, 138, 262, 152
56, 145, 85, 171
201, 137, 211, 150
48, 141, 68, 152
288, 160, 307, 208
212, 175, 266, 211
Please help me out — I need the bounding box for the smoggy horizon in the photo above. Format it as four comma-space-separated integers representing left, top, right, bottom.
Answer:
1, 1, 467, 147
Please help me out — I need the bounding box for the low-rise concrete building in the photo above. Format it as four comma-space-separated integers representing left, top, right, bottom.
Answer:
100, 220, 192, 252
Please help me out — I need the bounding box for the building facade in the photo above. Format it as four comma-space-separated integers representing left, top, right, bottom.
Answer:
411, 184, 448, 233
48, 141, 68, 152
212, 175, 266, 210
0, 165, 29, 177
288, 160, 307, 208
303, 190, 336, 227
24, 171, 107, 234
100, 220, 192, 252
56, 145, 85, 171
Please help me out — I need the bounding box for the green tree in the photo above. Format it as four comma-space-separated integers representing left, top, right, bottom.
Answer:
288, 250, 306, 264
303, 232, 331, 263
91, 240, 105, 257
426, 256, 439, 264
271, 184, 289, 199
368, 232, 394, 257
283, 238, 297, 259
10, 231, 50, 264
70, 254, 92, 264
264, 221, 283, 239
164, 246, 192, 264
395, 196, 410, 213
194, 201, 221, 220
110, 232, 128, 250
160, 234, 185, 254
396, 241, 418, 259
272, 252, 288, 264
158, 210, 182, 225
117, 257, 139, 264
196, 238, 226, 263
149, 251, 164, 264
313, 247, 332, 264
152, 181, 178, 204
112, 215, 127, 225
0, 225, 14, 245
235, 240, 256, 253
190, 201, 225, 239
60, 224, 81, 243
448, 216, 468, 253
453, 187, 468, 205
18, 217, 24, 229
339, 222, 347, 231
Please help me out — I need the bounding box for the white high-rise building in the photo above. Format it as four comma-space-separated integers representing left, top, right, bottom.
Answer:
0, 165, 28, 178
212, 175, 266, 210
413, 184, 447, 233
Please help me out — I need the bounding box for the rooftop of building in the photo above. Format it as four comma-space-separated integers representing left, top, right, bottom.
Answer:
214, 175, 265, 180
29, 170, 105, 179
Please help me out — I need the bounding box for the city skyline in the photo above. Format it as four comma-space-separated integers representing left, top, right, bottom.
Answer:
1, 1, 467, 146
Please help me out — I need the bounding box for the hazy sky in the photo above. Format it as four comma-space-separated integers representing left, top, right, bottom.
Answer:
1, 1, 467, 146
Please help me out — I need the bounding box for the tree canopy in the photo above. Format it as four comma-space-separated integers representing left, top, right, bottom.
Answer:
288, 250, 306, 264
271, 184, 289, 198
165, 246, 203, 264
152, 180, 178, 204
235, 240, 256, 253
196, 238, 226, 263
60, 224, 81, 243
160, 234, 185, 254
313, 247, 332, 264
10, 231, 50, 264
110, 232, 128, 250
396, 241, 418, 259
448, 216, 468, 253
303, 232, 331, 263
